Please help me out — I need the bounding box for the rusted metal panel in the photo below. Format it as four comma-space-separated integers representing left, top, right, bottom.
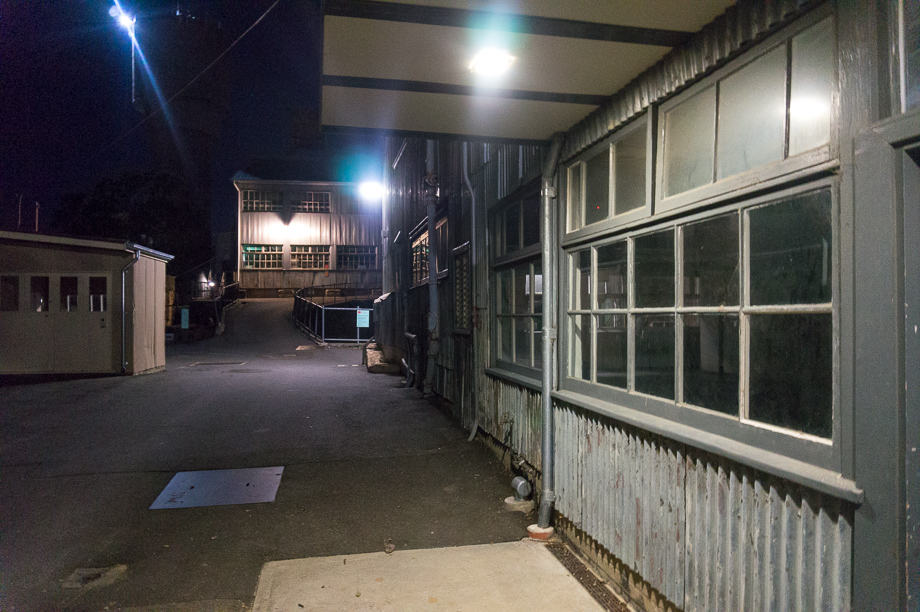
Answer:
684, 454, 852, 611
553, 400, 852, 610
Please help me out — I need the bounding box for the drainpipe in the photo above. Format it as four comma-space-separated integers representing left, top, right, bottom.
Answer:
536, 134, 565, 531
461, 142, 479, 440
423, 139, 439, 395
120, 248, 140, 374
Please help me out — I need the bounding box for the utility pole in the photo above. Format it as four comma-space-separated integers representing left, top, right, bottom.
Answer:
17, 194, 22, 230
34, 201, 39, 233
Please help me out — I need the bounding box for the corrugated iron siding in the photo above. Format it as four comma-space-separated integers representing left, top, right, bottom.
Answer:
480, 376, 543, 470
561, 0, 820, 161
552, 400, 853, 611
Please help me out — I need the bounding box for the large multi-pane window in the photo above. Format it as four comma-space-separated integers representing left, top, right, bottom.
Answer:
337, 246, 376, 270
290, 245, 330, 269
496, 260, 543, 370
565, 185, 833, 439
242, 244, 282, 269
410, 218, 448, 286
241, 190, 282, 212
291, 192, 330, 213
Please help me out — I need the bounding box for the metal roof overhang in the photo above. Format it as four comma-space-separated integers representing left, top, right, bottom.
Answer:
321, 0, 734, 142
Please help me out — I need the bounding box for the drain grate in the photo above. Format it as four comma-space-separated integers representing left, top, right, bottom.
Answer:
150, 466, 284, 509
545, 541, 626, 611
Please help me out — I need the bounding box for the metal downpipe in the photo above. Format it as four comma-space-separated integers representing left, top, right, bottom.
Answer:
537, 134, 564, 529
120, 249, 140, 374
423, 139, 439, 395
461, 142, 479, 441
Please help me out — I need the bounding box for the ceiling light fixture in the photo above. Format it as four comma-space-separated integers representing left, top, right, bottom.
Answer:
468, 47, 516, 78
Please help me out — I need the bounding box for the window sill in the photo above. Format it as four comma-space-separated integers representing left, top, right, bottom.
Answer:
485, 366, 542, 393
552, 388, 864, 505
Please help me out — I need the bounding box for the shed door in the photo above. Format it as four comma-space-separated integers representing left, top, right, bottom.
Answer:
52, 273, 113, 372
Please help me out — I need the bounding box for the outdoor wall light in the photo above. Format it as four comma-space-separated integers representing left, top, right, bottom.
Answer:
358, 181, 384, 202
468, 47, 516, 78
109, 4, 136, 34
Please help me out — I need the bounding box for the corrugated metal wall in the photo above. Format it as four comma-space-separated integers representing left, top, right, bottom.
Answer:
479, 376, 543, 471
551, 400, 853, 611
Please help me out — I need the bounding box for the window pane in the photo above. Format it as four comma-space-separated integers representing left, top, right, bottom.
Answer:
573, 249, 591, 310
635, 314, 675, 399
683, 213, 739, 306
635, 230, 674, 307
30, 276, 49, 312
499, 317, 513, 362
597, 242, 627, 309
614, 126, 647, 215
569, 314, 591, 380
514, 262, 530, 314
504, 205, 520, 253
683, 314, 739, 414
749, 190, 832, 304
1, 275, 18, 311
532, 260, 543, 315
717, 46, 787, 179
749, 314, 832, 437
597, 314, 627, 388
515, 318, 531, 366
499, 269, 512, 314
664, 86, 716, 196
522, 196, 540, 246
584, 146, 610, 225
907, 1, 920, 110
60, 276, 78, 312
789, 18, 834, 155
568, 163, 583, 230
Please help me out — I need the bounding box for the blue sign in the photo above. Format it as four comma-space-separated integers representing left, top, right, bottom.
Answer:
356, 309, 370, 328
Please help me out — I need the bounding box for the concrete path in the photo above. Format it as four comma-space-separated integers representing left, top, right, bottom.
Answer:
0, 299, 601, 610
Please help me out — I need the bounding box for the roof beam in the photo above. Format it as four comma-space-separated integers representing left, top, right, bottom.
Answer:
322, 75, 609, 106
324, 0, 692, 47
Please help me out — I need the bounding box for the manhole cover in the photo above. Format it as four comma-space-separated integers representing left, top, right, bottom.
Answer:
150, 466, 284, 509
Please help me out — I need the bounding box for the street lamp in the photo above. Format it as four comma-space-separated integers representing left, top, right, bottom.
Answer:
109, 4, 137, 105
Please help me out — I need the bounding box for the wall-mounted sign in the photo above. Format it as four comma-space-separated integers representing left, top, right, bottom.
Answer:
356, 309, 370, 328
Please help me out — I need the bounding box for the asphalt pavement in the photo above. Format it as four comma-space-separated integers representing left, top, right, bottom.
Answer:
0, 299, 536, 610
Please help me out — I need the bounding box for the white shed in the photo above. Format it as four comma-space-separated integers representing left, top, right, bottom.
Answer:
0, 232, 174, 375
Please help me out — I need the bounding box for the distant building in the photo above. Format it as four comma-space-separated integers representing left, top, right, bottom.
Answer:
0, 231, 173, 375
232, 173, 381, 299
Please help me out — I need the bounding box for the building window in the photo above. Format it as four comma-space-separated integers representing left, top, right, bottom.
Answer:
1, 275, 19, 311
901, 0, 920, 110
657, 16, 834, 211
564, 184, 833, 439
30, 276, 49, 312
242, 244, 283, 269
566, 113, 650, 234
410, 218, 448, 286
498, 194, 540, 256
89, 276, 107, 312
291, 245, 330, 269
242, 190, 282, 212
291, 191, 330, 213
453, 243, 472, 332
337, 245, 376, 270
496, 260, 543, 370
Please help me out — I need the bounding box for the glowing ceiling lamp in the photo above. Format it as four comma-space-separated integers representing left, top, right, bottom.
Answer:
468, 47, 516, 78
358, 181, 384, 202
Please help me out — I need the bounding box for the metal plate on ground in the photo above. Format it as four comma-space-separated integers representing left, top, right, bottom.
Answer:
150, 466, 284, 509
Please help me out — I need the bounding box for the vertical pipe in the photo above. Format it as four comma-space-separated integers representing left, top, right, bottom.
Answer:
322, 306, 326, 343
462, 142, 479, 439
538, 134, 565, 528
423, 139, 439, 395
121, 248, 141, 374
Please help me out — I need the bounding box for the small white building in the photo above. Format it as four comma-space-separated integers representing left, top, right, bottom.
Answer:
233, 173, 381, 298
0, 232, 173, 375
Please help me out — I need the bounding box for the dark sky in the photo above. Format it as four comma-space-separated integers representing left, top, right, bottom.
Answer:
0, 0, 380, 237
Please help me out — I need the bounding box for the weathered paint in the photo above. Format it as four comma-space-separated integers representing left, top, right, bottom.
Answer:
479, 376, 543, 471
552, 400, 853, 611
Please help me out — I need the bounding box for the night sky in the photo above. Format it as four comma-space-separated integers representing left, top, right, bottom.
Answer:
1, 0, 377, 239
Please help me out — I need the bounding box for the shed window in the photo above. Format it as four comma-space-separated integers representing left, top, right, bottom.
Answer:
241, 190, 282, 212
60, 276, 78, 312
337, 245, 376, 270
30, 276, 49, 312
496, 260, 542, 369
89, 276, 107, 312
242, 244, 282, 269
564, 185, 833, 439
1, 275, 19, 311
291, 191, 330, 213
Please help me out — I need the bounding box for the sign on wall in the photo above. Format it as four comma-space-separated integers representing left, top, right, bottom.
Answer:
356, 309, 370, 328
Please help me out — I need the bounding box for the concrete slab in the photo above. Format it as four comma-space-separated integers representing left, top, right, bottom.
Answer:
150, 467, 284, 509
252, 540, 604, 611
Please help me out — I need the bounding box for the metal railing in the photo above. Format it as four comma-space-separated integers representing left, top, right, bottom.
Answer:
292, 289, 374, 343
